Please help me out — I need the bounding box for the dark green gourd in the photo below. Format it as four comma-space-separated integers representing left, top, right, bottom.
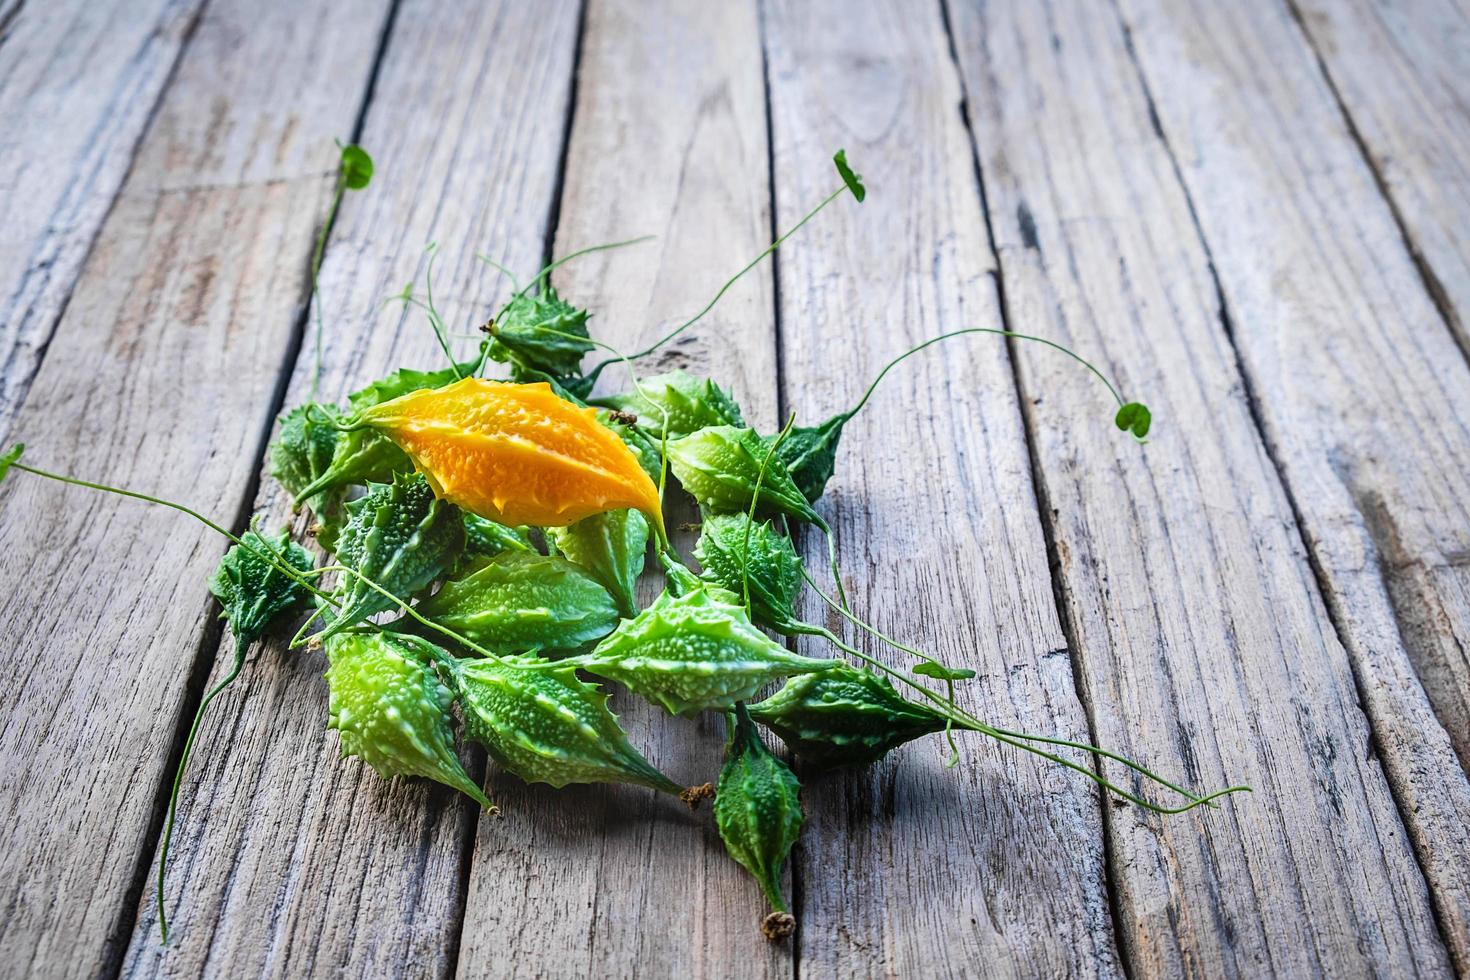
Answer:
715, 704, 803, 940
748, 663, 956, 770
323, 472, 464, 639
694, 513, 803, 633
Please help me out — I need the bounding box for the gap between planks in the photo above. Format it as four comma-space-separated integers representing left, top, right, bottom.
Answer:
105, 1, 411, 975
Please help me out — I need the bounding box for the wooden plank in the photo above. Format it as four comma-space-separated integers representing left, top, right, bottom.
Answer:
761, 2, 1121, 976
452, 1, 788, 975
1290, 0, 1470, 353
0, 0, 392, 975
0, 0, 205, 436
118, 1, 584, 975
1116, 0, 1470, 969
948, 0, 1469, 973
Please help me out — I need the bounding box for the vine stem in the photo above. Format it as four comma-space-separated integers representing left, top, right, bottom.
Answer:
584, 185, 849, 383
790, 566, 1249, 814
155, 640, 248, 943
836, 327, 1127, 426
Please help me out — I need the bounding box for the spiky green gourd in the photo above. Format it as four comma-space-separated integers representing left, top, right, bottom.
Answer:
460, 513, 534, 568
765, 416, 845, 504
667, 426, 820, 525
549, 508, 649, 618
324, 472, 464, 639
715, 704, 802, 940
415, 552, 619, 653
748, 663, 956, 770
324, 633, 490, 807
694, 513, 803, 633
445, 655, 681, 794
593, 370, 745, 440
486, 286, 594, 378
574, 584, 837, 716
208, 527, 316, 646
270, 404, 340, 505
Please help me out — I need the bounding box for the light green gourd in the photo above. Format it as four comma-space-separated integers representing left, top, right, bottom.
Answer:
574, 584, 837, 716
324, 633, 491, 808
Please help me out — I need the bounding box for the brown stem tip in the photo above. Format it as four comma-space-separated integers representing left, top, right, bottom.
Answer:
679, 783, 715, 809
761, 912, 795, 942
608, 410, 639, 426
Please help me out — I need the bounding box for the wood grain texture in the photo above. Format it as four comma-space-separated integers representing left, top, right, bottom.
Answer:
1290, 0, 1470, 354
0, 0, 392, 975
0, 0, 204, 436
948, 0, 1465, 974
762, 1, 1121, 976
453, 1, 787, 975
119, 1, 584, 975
1117, 0, 1470, 969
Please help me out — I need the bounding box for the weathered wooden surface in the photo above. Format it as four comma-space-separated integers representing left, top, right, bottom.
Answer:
0, 0, 391, 975
946, 0, 1463, 975
1290, 0, 1470, 354
0, 0, 204, 436
2, 0, 1470, 976
121, 1, 583, 976
454, 1, 787, 976
1120, 0, 1470, 968
765, 1, 1119, 976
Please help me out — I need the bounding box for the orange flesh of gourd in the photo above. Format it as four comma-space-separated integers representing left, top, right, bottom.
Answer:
360, 378, 663, 529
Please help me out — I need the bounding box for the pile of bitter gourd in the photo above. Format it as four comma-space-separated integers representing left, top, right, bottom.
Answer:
0, 146, 1243, 945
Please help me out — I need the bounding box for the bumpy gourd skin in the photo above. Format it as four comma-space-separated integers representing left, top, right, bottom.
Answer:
549, 508, 649, 619
593, 369, 745, 440
666, 426, 820, 525
208, 527, 315, 646
324, 472, 465, 639
486, 286, 594, 379
324, 633, 490, 807
748, 664, 952, 770
577, 586, 836, 716
715, 704, 803, 930
765, 415, 845, 504
415, 552, 619, 654
359, 378, 663, 529
447, 656, 681, 793
459, 513, 534, 568
694, 513, 803, 633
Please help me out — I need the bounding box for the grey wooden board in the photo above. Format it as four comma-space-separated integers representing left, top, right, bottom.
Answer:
1291, 0, 1470, 353
948, 0, 1464, 974
454, 1, 789, 974
2, 0, 1469, 975
120, 1, 583, 975
763, 1, 1120, 976
1118, 0, 1470, 969
0, 0, 392, 974
0, 0, 203, 437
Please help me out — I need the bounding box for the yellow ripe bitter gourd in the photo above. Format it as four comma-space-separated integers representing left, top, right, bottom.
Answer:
353, 378, 663, 531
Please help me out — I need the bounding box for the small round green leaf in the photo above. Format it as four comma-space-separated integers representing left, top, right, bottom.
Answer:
339, 144, 374, 189
1114, 401, 1152, 441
